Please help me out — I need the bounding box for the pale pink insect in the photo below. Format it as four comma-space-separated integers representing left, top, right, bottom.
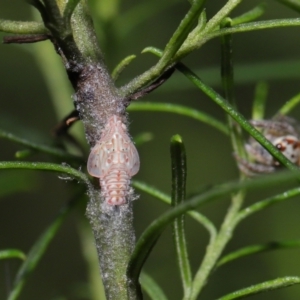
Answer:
87, 115, 140, 205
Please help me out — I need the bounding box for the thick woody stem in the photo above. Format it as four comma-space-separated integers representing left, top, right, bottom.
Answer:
36, 0, 138, 298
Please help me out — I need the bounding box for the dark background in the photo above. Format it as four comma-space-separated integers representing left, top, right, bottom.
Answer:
1, 0, 300, 299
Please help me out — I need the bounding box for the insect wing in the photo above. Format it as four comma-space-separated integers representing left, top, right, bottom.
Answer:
87, 143, 112, 178
127, 141, 140, 176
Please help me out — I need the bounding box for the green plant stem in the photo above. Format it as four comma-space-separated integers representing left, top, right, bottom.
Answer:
176, 63, 299, 171
8, 190, 84, 300
159, 0, 205, 67
30, 2, 138, 298
217, 240, 300, 267
177, 0, 242, 58
143, 47, 296, 170
215, 186, 300, 268
0, 129, 83, 162
235, 186, 300, 224
112, 55, 137, 81
140, 272, 168, 300
220, 18, 245, 159
278, 91, 300, 115
127, 170, 300, 294
170, 135, 192, 299
120, 0, 205, 96
128, 102, 228, 135
231, 3, 267, 25
190, 191, 245, 299
177, 18, 300, 59
0, 161, 89, 184
121, 5, 300, 98
217, 277, 300, 300
0, 250, 26, 261
132, 180, 217, 241
0, 19, 47, 34
208, 18, 300, 39
252, 81, 269, 120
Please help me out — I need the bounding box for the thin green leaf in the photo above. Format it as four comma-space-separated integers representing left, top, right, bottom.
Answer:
176, 0, 242, 59
142, 47, 300, 170
127, 102, 229, 135
133, 132, 154, 147
235, 186, 300, 224
123, 16, 300, 96
112, 55, 137, 81
8, 191, 84, 300
252, 81, 269, 120
132, 180, 170, 203
170, 135, 192, 296
176, 63, 299, 172
276, 0, 300, 13
127, 170, 300, 290
0, 129, 83, 163
231, 3, 267, 26
217, 277, 300, 300
208, 18, 300, 40
220, 18, 245, 160
132, 180, 217, 239
63, 0, 81, 21
147, 60, 300, 91
0, 19, 47, 34
0, 161, 89, 185
121, 0, 205, 95
201, 0, 242, 34
140, 272, 168, 300
277, 92, 300, 116
220, 18, 234, 104
159, 0, 205, 67
0, 250, 26, 261
197, 10, 207, 32
178, 17, 300, 60
15, 149, 34, 159
217, 240, 300, 267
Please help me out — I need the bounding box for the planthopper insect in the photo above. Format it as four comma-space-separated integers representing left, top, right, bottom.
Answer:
87, 115, 140, 205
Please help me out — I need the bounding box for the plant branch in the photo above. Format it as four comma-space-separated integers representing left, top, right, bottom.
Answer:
8, 190, 84, 300
0, 128, 83, 163
120, 0, 205, 96
0, 161, 89, 183
217, 277, 300, 300
139, 272, 168, 300
176, 63, 300, 171
0, 250, 26, 261
128, 102, 229, 135
235, 186, 300, 224
0, 19, 47, 34
132, 180, 217, 240
217, 239, 300, 268
127, 170, 300, 294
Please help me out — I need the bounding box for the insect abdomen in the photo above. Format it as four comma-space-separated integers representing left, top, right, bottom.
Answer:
100, 167, 130, 205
